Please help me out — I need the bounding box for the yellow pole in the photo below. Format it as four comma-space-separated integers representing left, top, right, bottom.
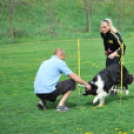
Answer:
78, 39, 81, 97
120, 43, 124, 105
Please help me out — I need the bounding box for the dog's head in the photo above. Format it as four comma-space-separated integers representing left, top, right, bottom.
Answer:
82, 81, 98, 96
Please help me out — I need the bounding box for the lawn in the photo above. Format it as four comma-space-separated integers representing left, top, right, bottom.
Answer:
0, 38, 134, 134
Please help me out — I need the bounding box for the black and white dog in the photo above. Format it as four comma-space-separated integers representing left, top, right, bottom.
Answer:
83, 64, 134, 107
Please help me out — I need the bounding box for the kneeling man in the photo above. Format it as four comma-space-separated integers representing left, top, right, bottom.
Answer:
34, 48, 91, 112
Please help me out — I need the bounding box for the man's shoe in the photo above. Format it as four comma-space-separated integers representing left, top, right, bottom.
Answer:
37, 100, 47, 110
56, 105, 71, 112
109, 91, 117, 97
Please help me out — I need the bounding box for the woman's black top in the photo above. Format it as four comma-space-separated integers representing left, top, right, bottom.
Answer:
100, 30, 126, 55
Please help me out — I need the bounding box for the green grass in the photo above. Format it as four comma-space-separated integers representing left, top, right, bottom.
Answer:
0, 38, 134, 134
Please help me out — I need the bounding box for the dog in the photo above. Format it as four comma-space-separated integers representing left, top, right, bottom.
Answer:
82, 64, 134, 107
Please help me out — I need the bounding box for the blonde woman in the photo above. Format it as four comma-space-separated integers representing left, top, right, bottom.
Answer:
100, 18, 126, 67
100, 18, 126, 96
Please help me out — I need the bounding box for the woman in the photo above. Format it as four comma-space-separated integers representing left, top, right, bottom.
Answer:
100, 18, 126, 67
100, 18, 126, 96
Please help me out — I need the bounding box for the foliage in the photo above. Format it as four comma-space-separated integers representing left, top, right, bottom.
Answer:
0, 0, 134, 43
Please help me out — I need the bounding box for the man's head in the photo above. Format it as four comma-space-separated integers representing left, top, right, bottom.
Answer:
54, 48, 65, 60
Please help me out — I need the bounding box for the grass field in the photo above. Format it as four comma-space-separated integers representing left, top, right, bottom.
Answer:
0, 38, 134, 134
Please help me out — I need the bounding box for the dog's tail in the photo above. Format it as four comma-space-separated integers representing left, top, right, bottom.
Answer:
130, 75, 134, 84
133, 75, 134, 83
131, 75, 134, 83
126, 74, 134, 84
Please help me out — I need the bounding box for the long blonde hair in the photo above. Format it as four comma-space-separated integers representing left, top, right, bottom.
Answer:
101, 18, 118, 33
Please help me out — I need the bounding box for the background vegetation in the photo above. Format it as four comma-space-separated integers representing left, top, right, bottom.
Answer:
0, 0, 134, 43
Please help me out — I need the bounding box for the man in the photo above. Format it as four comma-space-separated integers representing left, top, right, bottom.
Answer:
34, 48, 91, 112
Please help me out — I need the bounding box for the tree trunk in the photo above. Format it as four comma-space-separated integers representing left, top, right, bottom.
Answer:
121, 0, 125, 33
121, 20, 124, 33
84, 0, 89, 32
50, 1, 54, 39
117, 2, 120, 31
8, 0, 14, 41
83, 0, 92, 34
89, 14, 91, 35
88, 0, 92, 35
86, 9, 89, 32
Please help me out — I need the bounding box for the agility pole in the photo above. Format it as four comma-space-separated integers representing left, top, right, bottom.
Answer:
78, 39, 81, 97
120, 43, 124, 105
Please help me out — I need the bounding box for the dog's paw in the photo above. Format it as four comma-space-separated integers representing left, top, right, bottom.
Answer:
93, 97, 98, 104
95, 104, 100, 107
96, 104, 105, 107
126, 90, 129, 95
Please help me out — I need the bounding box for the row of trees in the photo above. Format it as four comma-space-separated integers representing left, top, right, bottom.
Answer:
5, 0, 134, 41
74, 0, 134, 34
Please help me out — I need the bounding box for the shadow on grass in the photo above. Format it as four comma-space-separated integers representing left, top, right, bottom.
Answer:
105, 94, 134, 104
35, 94, 134, 110
81, 94, 134, 107
43, 99, 78, 110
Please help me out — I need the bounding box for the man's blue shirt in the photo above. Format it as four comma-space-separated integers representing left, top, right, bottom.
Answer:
34, 55, 72, 94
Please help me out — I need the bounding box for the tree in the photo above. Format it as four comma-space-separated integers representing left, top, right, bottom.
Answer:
104, 0, 134, 33
40, 0, 56, 39
117, 1, 121, 30
74, 0, 103, 35
117, 0, 134, 32
83, 0, 89, 32
50, 1, 54, 39
83, 0, 93, 35
8, 0, 14, 41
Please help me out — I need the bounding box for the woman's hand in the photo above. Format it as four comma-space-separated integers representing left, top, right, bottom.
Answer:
108, 51, 117, 59
104, 50, 108, 55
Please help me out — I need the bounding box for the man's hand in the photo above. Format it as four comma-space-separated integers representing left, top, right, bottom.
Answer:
85, 83, 91, 91
68, 73, 92, 91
